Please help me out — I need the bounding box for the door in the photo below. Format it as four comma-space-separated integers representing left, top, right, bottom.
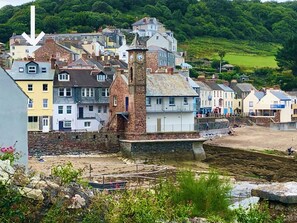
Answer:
157, 118, 161, 132
79, 107, 84, 119
125, 97, 129, 112
42, 117, 49, 132
59, 121, 63, 131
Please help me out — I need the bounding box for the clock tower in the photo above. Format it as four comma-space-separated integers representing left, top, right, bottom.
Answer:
126, 34, 148, 135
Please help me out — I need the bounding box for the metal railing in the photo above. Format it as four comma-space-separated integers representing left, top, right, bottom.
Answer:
146, 124, 195, 133
146, 104, 195, 113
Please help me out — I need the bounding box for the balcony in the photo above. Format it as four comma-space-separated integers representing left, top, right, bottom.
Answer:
146, 104, 194, 113
77, 112, 97, 120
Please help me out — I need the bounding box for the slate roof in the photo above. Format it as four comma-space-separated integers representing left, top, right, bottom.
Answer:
218, 84, 234, 92
236, 83, 256, 92
146, 73, 198, 97
8, 61, 55, 80
195, 81, 212, 91
132, 17, 158, 26
205, 81, 222, 90
255, 91, 265, 100
128, 34, 147, 51
270, 90, 291, 101
54, 69, 98, 88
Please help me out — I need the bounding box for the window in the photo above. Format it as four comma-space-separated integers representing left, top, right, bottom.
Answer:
43, 84, 48, 91
25, 49, 29, 53
156, 98, 162, 105
169, 97, 175, 106
66, 106, 71, 114
58, 73, 69, 81
82, 88, 94, 97
28, 66, 37, 74
103, 106, 107, 113
239, 101, 241, 106
97, 74, 106, 81
58, 106, 63, 114
89, 106, 93, 111
59, 88, 72, 97
113, 96, 117, 106
19, 67, 24, 73
122, 52, 126, 58
84, 122, 91, 127
249, 101, 253, 107
28, 116, 38, 122
98, 106, 102, 113
146, 97, 151, 106
28, 99, 33, 108
63, 121, 71, 128
101, 88, 109, 97
43, 99, 48, 108
184, 97, 188, 105
28, 84, 33, 91
156, 35, 159, 40
41, 67, 47, 73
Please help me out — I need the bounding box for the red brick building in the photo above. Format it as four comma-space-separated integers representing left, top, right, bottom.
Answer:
109, 35, 147, 135
34, 38, 79, 65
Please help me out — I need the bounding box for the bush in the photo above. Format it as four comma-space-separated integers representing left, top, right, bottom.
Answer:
171, 170, 234, 221
51, 162, 84, 185
235, 203, 284, 223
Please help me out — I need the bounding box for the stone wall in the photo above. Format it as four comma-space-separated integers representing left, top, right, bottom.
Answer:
28, 131, 121, 156
121, 140, 195, 160
146, 51, 158, 73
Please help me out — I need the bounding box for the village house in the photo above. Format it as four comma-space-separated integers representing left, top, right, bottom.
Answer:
230, 81, 256, 114
34, 38, 79, 65
244, 89, 292, 123
217, 84, 235, 115
108, 35, 198, 135
205, 81, 225, 115
8, 61, 55, 132
146, 45, 175, 73
0, 67, 28, 166
195, 80, 212, 115
53, 68, 111, 131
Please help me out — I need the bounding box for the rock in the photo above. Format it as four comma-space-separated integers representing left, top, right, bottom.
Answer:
188, 217, 209, 223
0, 160, 15, 183
252, 182, 297, 204
68, 194, 86, 209
30, 179, 60, 189
19, 187, 44, 201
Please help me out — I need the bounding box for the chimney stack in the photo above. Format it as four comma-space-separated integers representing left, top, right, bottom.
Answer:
50, 56, 56, 69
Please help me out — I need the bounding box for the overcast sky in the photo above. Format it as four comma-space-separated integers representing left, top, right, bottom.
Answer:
0, 0, 293, 9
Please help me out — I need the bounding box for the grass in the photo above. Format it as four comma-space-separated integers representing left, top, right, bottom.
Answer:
179, 37, 281, 69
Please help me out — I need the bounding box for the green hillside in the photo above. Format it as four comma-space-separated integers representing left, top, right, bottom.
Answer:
180, 37, 280, 69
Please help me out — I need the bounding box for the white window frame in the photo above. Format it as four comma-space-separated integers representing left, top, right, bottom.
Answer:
59, 88, 72, 97
58, 106, 63, 114
58, 73, 70, 81
113, 96, 117, 106
82, 88, 94, 97
41, 67, 47, 73
28, 84, 33, 92
43, 99, 48, 108
97, 74, 106, 81
28, 65, 37, 74
184, 97, 188, 105
249, 101, 253, 107
43, 84, 48, 92
146, 97, 151, 106
66, 106, 71, 114
28, 99, 33, 108
156, 98, 162, 105
63, 120, 71, 128
84, 121, 91, 128
169, 97, 175, 106
101, 88, 109, 97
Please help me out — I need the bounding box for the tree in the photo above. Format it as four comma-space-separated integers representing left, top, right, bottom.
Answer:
218, 51, 226, 73
276, 36, 297, 75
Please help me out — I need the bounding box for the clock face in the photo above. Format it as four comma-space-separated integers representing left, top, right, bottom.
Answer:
137, 53, 143, 62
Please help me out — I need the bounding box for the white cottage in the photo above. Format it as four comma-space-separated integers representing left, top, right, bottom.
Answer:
0, 67, 28, 167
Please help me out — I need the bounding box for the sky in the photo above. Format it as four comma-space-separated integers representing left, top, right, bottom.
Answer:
0, 0, 292, 9
0, 0, 34, 9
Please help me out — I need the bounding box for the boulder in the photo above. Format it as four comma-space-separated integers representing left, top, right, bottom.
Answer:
0, 160, 15, 183
252, 182, 297, 204
19, 187, 44, 201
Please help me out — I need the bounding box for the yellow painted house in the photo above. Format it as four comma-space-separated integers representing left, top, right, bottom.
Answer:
8, 61, 55, 132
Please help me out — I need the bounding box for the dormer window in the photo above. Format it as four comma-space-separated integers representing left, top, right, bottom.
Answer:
58, 73, 70, 81
19, 67, 24, 73
97, 74, 106, 81
28, 66, 37, 74
41, 67, 47, 73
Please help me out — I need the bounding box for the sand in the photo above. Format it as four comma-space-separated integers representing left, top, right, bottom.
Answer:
205, 125, 297, 152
